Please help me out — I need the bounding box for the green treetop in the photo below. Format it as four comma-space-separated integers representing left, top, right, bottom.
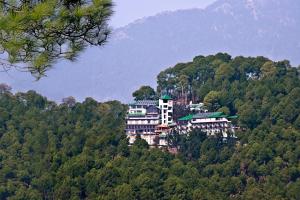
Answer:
132, 85, 157, 101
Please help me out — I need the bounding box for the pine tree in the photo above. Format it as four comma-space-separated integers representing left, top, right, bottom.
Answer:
0, 0, 113, 78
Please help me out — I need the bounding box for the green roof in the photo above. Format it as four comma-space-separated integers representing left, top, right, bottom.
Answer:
220, 115, 228, 118
178, 114, 194, 121
227, 115, 238, 119
207, 112, 224, 118
161, 95, 172, 100
128, 113, 146, 117
178, 112, 238, 121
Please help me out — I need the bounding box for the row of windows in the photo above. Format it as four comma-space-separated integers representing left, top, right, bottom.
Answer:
192, 118, 226, 122
191, 122, 228, 125
127, 120, 159, 124
127, 129, 156, 133
127, 125, 156, 129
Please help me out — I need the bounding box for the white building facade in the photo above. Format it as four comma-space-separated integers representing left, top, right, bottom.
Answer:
126, 97, 174, 146
126, 97, 237, 147
159, 95, 174, 125
177, 112, 237, 137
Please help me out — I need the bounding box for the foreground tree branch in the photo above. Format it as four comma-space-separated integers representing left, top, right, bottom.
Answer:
0, 0, 113, 78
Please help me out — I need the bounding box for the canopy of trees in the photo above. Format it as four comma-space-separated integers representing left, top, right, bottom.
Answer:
1, 53, 300, 199
132, 85, 157, 101
0, 0, 113, 78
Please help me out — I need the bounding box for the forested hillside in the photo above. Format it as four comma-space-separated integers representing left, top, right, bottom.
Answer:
157, 53, 300, 129
1, 53, 300, 199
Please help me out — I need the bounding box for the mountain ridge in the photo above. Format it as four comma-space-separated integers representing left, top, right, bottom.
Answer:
0, 0, 299, 102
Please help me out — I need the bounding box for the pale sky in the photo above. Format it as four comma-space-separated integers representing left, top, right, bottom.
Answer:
110, 0, 216, 27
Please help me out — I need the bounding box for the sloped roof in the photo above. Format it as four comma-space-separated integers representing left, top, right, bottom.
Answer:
207, 112, 224, 118
227, 115, 238, 119
127, 113, 146, 117
178, 114, 194, 121
178, 112, 229, 121
178, 112, 238, 121
192, 112, 220, 119
161, 95, 172, 100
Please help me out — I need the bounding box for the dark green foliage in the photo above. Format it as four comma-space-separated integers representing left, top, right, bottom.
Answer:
1, 53, 300, 199
173, 104, 190, 122
179, 129, 208, 160
132, 85, 157, 101
133, 134, 149, 149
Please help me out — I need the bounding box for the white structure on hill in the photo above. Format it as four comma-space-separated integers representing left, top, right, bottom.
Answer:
187, 101, 207, 112
125, 95, 174, 146
126, 96, 238, 147
159, 95, 174, 125
177, 112, 238, 137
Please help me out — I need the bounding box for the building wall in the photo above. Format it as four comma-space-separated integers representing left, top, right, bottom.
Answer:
177, 117, 233, 137
126, 101, 162, 145
159, 99, 173, 125
127, 119, 160, 125
191, 117, 229, 123
128, 108, 147, 115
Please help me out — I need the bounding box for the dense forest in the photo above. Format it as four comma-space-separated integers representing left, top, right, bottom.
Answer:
1, 53, 300, 199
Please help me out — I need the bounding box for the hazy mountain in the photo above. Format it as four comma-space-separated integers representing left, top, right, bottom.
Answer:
1, 0, 299, 102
